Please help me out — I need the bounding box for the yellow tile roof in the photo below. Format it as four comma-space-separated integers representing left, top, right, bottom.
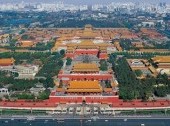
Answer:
79, 40, 95, 46
152, 56, 170, 63
0, 58, 15, 65
20, 41, 35, 47
72, 63, 99, 72
69, 81, 100, 89
67, 80, 102, 93
66, 89, 102, 93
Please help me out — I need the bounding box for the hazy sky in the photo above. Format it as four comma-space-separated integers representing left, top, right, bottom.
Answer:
0, 0, 169, 5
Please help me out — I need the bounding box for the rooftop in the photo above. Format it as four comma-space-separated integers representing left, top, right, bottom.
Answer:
0, 58, 15, 65
152, 56, 170, 63
67, 80, 102, 93
69, 80, 100, 89
72, 63, 99, 72
19, 40, 35, 47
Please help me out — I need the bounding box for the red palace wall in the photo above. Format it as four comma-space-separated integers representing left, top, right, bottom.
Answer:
0, 63, 13, 66
66, 50, 108, 59
49, 95, 119, 104
65, 53, 74, 58
49, 96, 83, 104
85, 96, 119, 104
75, 49, 99, 55
58, 74, 112, 82
99, 53, 108, 59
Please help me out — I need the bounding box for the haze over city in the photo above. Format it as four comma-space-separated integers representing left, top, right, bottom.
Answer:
0, 0, 170, 4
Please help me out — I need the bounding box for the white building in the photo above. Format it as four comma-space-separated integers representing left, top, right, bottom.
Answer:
0, 65, 39, 79
0, 34, 10, 46
142, 22, 155, 27
15, 65, 39, 79
30, 83, 45, 96
0, 88, 9, 97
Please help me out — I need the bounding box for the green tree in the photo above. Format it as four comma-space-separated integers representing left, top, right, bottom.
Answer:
37, 90, 50, 100
154, 86, 167, 97
59, 49, 65, 56
66, 58, 72, 66
58, 60, 64, 67
134, 70, 143, 77
100, 59, 108, 71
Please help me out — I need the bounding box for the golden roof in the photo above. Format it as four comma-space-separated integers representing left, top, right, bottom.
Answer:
72, 63, 99, 72
80, 40, 95, 46
69, 80, 100, 89
0, 58, 15, 65
152, 56, 170, 63
76, 40, 97, 49
56, 88, 65, 92
67, 47, 74, 52
20, 41, 35, 47
66, 89, 102, 93
104, 88, 112, 92
66, 80, 102, 93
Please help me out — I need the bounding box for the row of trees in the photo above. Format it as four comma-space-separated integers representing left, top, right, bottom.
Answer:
100, 59, 108, 71
0, 71, 39, 91
0, 52, 51, 65
37, 51, 64, 78
119, 39, 133, 51
57, 19, 124, 28
109, 52, 170, 60
111, 57, 141, 100
29, 41, 56, 51
109, 54, 170, 101
10, 90, 51, 100
36, 50, 65, 88
118, 38, 170, 51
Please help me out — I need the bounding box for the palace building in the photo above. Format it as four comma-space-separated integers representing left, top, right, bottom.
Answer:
152, 56, 170, 68
152, 56, 170, 76
52, 25, 137, 59
0, 58, 15, 66
49, 25, 120, 104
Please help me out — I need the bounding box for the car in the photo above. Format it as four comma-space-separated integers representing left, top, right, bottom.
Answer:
54, 106, 62, 114
76, 107, 81, 115
85, 107, 91, 114
69, 107, 74, 114
53, 110, 62, 114
100, 107, 105, 114
61, 107, 67, 114
94, 107, 98, 115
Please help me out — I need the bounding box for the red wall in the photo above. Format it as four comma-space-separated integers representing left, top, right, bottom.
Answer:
75, 49, 99, 55
65, 53, 74, 58
58, 74, 112, 81
99, 53, 108, 59
0, 63, 13, 66
49, 96, 83, 104
49, 96, 119, 104
85, 96, 119, 104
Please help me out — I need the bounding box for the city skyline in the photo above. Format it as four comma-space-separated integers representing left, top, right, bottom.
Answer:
0, 0, 169, 5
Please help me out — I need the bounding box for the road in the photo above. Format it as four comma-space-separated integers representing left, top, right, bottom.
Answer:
0, 116, 170, 126
1, 114, 170, 120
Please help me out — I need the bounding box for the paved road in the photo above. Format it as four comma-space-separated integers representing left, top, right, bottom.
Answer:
1, 114, 170, 120
0, 117, 170, 126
